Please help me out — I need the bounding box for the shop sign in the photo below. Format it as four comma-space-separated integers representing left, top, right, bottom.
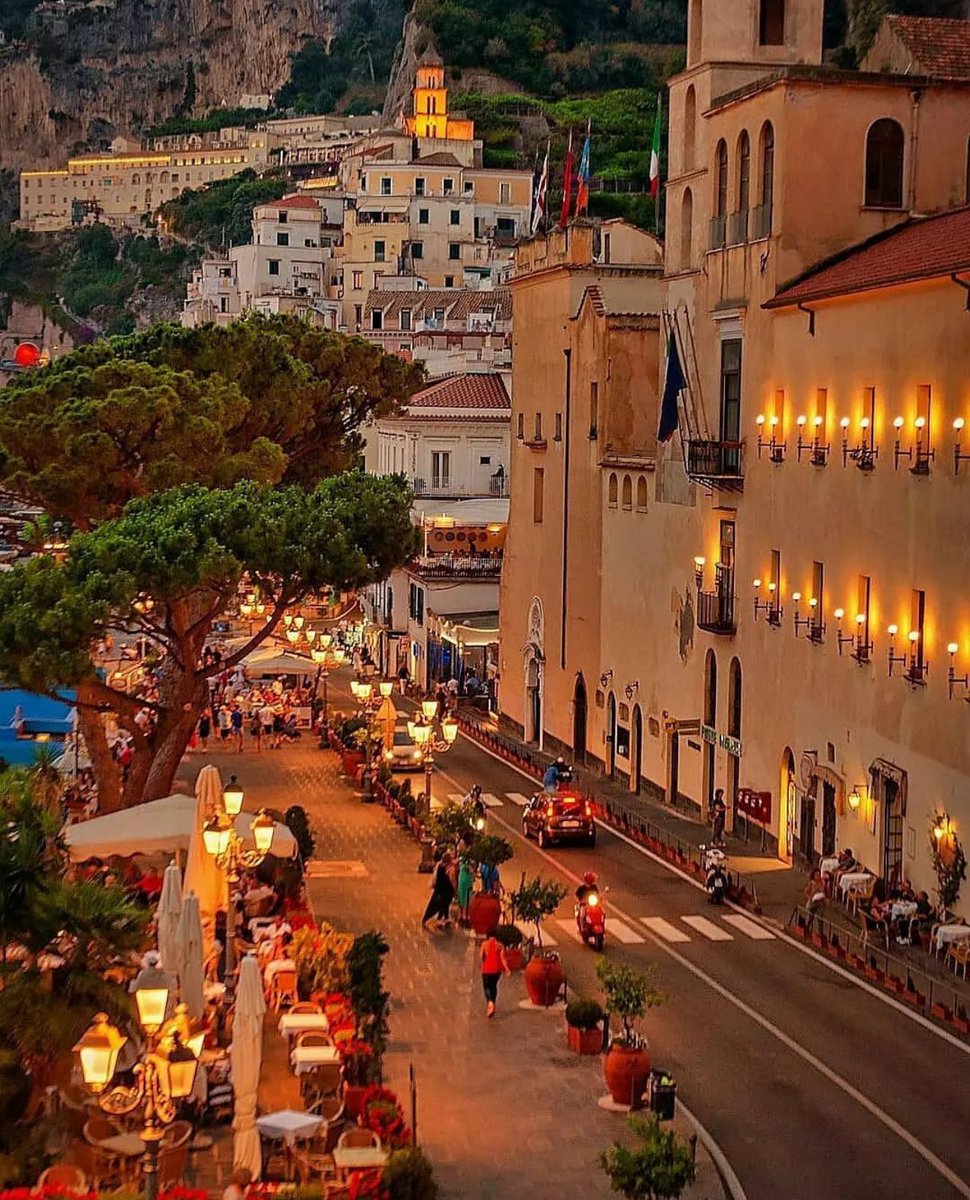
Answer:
701, 723, 742, 758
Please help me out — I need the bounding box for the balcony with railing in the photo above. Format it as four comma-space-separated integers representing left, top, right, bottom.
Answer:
685, 439, 744, 491
412, 476, 509, 498
696, 566, 736, 635
407, 553, 503, 580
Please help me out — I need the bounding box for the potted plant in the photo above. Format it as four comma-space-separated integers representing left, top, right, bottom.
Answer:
600, 1114, 696, 1199
346, 931, 390, 1114
360, 1084, 411, 1149
565, 997, 605, 1055
492, 923, 525, 971
597, 959, 665, 1109
467, 834, 514, 935
284, 805, 316, 861
382, 1146, 439, 1200
512, 875, 569, 1006
291, 923, 353, 1000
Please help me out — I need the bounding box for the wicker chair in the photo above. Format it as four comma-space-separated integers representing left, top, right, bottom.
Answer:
336, 1128, 381, 1150
37, 1164, 87, 1193
270, 968, 298, 1011
296, 1031, 333, 1047
157, 1142, 189, 1189
289, 1001, 323, 1015
160, 1119, 194, 1150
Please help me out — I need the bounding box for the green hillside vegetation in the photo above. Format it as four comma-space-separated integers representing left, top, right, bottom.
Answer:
157, 171, 289, 247
145, 107, 275, 139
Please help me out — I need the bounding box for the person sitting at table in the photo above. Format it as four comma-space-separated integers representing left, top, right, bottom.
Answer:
898, 890, 934, 945
263, 933, 296, 988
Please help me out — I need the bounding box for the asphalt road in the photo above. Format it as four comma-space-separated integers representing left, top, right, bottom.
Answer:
409, 728, 970, 1200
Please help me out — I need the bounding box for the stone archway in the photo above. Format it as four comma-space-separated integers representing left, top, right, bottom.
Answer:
572, 673, 588, 763
523, 596, 545, 747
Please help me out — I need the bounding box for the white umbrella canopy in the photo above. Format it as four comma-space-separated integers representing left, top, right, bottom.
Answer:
194, 763, 224, 821
155, 860, 183, 976
176, 891, 206, 1020
231, 954, 266, 1179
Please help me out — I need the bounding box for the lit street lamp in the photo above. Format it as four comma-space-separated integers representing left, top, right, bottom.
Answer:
408, 699, 459, 810
74, 967, 201, 1200
310, 634, 346, 732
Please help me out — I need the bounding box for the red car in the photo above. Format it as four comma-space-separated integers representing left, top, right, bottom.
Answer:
522, 793, 596, 848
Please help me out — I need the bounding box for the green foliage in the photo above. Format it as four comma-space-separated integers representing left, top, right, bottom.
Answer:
382, 1146, 439, 1200
491, 922, 523, 949
565, 997, 604, 1029
347, 931, 390, 1081
600, 1114, 696, 1200
285, 804, 316, 860
429, 797, 477, 845
468, 832, 513, 870
146, 107, 276, 138
157, 170, 289, 247
596, 959, 665, 1045
509, 875, 569, 948
930, 812, 967, 913
276, 0, 408, 113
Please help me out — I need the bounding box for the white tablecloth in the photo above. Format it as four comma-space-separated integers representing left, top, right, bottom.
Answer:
819, 856, 841, 877
278, 1013, 329, 1039
257, 1110, 323, 1145
838, 872, 872, 897
890, 901, 917, 921
290, 1045, 340, 1075
99, 1133, 146, 1158
933, 925, 970, 950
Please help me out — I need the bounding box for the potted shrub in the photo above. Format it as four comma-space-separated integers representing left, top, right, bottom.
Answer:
565, 997, 605, 1055
600, 1114, 696, 1199
382, 1146, 439, 1200
346, 931, 390, 1115
291, 923, 353, 1000
360, 1085, 411, 1149
467, 834, 514, 935
340, 718, 368, 775
598, 959, 665, 1109
492, 923, 525, 971
512, 875, 569, 1006
284, 805, 316, 862
430, 798, 478, 852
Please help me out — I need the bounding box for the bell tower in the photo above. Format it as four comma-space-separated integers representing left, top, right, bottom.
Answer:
686, 0, 823, 70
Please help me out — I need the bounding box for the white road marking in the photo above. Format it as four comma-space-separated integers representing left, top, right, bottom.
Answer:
641, 917, 691, 943
481, 792, 503, 808
723, 913, 776, 941
681, 915, 734, 941
515, 921, 558, 947
553, 918, 584, 943
606, 917, 646, 944
506, 792, 531, 806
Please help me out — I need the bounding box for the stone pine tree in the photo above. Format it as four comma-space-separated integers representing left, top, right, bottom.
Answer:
0, 316, 425, 809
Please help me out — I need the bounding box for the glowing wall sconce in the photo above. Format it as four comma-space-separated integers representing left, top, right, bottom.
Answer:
888, 626, 927, 685
755, 414, 786, 463
847, 784, 865, 812
693, 556, 706, 588
947, 642, 969, 700
792, 592, 812, 637
753, 578, 782, 626
893, 415, 935, 475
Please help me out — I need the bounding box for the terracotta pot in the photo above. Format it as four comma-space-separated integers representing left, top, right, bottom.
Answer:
903, 990, 926, 1007
953, 1015, 970, 1035
931, 1002, 953, 1022
343, 1085, 367, 1119
603, 1042, 651, 1108
524, 953, 564, 1007
504, 947, 525, 972
342, 751, 363, 775
567, 1024, 603, 1055
469, 892, 501, 936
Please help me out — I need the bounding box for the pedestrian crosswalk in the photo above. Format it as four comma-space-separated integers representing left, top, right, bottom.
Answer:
553, 917, 646, 944
506, 792, 531, 807
640, 914, 777, 944
515, 921, 557, 947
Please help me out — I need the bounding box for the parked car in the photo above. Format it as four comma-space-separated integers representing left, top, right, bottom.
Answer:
522, 792, 596, 848
383, 723, 425, 772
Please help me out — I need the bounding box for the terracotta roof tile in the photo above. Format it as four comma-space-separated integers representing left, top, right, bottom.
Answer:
887, 15, 970, 80
766, 206, 970, 308
414, 152, 464, 167
408, 373, 510, 411
275, 194, 320, 210
447, 288, 511, 322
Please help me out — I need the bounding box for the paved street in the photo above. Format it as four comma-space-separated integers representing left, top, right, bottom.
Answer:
182, 680, 970, 1200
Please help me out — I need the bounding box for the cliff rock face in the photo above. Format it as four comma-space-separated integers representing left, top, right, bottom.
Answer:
0, 0, 341, 170
382, 9, 426, 124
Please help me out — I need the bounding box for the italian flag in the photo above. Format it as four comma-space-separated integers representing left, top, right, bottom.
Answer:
649, 95, 662, 198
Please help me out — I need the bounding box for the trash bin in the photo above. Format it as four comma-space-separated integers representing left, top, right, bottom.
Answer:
650, 1069, 677, 1121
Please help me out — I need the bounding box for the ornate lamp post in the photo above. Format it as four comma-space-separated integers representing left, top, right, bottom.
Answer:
310, 633, 346, 732
202, 781, 276, 994
74, 968, 201, 1200
408, 699, 459, 811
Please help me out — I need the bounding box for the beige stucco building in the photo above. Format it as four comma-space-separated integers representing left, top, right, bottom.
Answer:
499, 2, 970, 910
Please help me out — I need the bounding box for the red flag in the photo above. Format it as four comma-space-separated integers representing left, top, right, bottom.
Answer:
559, 130, 574, 228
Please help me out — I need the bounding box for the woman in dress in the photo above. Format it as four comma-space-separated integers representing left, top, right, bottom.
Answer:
422, 850, 456, 929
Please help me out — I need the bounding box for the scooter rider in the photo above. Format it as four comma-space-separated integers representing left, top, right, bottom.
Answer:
466, 784, 486, 832
576, 870, 599, 911
543, 756, 570, 795
706, 862, 728, 904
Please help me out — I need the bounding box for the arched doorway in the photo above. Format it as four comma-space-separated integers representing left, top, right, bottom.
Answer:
702, 649, 717, 820
607, 693, 617, 780
728, 658, 742, 827
525, 655, 542, 745
779, 747, 796, 863
572, 674, 588, 764
631, 705, 643, 794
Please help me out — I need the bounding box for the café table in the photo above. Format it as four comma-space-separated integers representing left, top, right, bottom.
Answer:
257, 1110, 323, 1182
98, 1133, 146, 1158
890, 901, 917, 921
290, 1045, 340, 1075
278, 1012, 330, 1039
332, 1146, 389, 1179
932, 924, 970, 952
819, 856, 841, 878
838, 871, 872, 898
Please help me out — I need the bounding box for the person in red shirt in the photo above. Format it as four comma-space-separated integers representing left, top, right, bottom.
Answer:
479, 933, 511, 1018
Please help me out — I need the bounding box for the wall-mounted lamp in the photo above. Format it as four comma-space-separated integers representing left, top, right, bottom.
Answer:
887, 625, 906, 675
947, 642, 968, 700
888, 627, 927, 685
753, 578, 782, 626
810, 414, 829, 466
792, 592, 812, 637
599, 670, 613, 689
893, 415, 935, 475
934, 812, 955, 843
954, 418, 970, 475
756, 414, 786, 463
624, 680, 639, 700
693, 556, 706, 588
806, 597, 825, 644
847, 784, 866, 811
834, 608, 853, 655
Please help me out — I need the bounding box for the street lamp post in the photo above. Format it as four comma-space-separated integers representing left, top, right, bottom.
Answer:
74, 968, 201, 1200
202, 778, 276, 996
408, 699, 459, 811
310, 633, 346, 732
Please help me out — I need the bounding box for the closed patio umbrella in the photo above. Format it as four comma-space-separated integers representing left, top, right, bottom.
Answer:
231, 953, 265, 1179
194, 763, 223, 820
176, 891, 205, 1020
375, 695, 397, 750
155, 860, 183, 976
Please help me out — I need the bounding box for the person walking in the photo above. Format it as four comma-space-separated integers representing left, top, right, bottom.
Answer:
479, 931, 511, 1018
197, 710, 211, 751
711, 788, 727, 847
230, 703, 244, 752
422, 849, 456, 929
456, 854, 475, 926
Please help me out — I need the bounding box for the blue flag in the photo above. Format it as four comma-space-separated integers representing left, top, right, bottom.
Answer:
658, 331, 685, 443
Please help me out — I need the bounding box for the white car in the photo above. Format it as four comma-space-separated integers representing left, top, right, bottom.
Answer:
383, 724, 425, 771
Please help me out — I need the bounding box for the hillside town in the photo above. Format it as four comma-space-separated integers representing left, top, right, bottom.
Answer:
0, 2, 969, 1199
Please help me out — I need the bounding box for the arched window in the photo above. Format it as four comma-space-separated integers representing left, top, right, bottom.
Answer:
714, 139, 728, 218
636, 477, 648, 511
131, 173, 140, 185
737, 131, 750, 214
684, 85, 696, 171
680, 187, 693, 270
621, 475, 633, 510
608, 473, 618, 507
757, 122, 774, 236
865, 118, 904, 208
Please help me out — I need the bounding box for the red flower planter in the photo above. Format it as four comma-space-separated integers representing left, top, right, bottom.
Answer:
524, 953, 564, 1007
567, 1024, 603, 1055
603, 1042, 651, 1108
343, 1084, 368, 1119
468, 892, 501, 936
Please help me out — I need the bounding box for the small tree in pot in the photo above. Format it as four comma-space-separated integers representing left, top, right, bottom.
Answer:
467, 834, 513, 935
512, 875, 570, 1006
597, 959, 665, 1108
565, 997, 605, 1055
600, 1114, 696, 1199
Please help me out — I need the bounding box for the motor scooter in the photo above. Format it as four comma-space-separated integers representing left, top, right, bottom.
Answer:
575, 887, 606, 951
